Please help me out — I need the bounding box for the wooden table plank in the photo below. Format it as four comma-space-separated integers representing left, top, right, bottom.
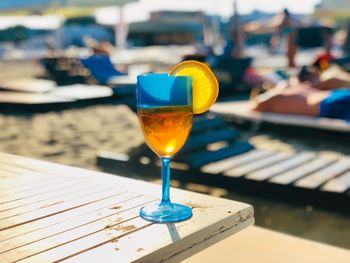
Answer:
321, 171, 350, 193
0, 192, 134, 242
0, 199, 154, 262
0, 183, 98, 219
0, 153, 44, 172
295, 159, 350, 189
0, 187, 121, 231
0, 170, 17, 179
0, 167, 21, 178
269, 158, 335, 185
0, 193, 141, 254
0, 158, 38, 172
0, 152, 79, 177
63, 196, 254, 263
0, 162, 34, 175
20, 217, 151, 263
0, 173, 55, 191
246, 153, 315, 181
224, 152, 293, 177
0, 175, 71, 196
0, 183, 96, 213
0, 179, 79, 203
200, 150, 273, 174
0, 153, 254, 263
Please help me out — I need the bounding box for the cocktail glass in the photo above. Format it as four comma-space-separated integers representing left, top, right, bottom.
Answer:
137, 73, 193, 222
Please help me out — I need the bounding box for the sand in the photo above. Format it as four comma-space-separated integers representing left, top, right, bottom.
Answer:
0, 105, 144, 170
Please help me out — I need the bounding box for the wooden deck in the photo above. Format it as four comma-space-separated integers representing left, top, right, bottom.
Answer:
0, 152, 254, 263
97, 116, 350, 212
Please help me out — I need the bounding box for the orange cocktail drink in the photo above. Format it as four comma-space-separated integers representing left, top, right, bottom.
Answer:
137, 62, 218, 223
139, 106, 193, 157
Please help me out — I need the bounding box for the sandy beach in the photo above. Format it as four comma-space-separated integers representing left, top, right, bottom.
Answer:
0, 105, 144, 170
0, 102, 349, 249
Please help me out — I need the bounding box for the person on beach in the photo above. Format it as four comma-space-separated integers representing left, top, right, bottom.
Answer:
82, 38, 126, 84
268, 9, 298, 68
252, 72, 350, 122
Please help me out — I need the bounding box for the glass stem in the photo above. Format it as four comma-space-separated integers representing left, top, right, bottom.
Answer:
161, 157, 171, 205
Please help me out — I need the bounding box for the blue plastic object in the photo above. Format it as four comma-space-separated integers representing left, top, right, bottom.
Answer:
137, 73, 193, 222
81, 54, 125, 84
137, 73, 192, 108
320, 88, 350, 122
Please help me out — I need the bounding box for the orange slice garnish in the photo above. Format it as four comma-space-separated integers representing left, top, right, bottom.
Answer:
169, 60, 219, 114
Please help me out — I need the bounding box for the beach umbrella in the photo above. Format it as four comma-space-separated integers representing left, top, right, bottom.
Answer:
0, 0, 139, 47
244, 12, 307, 34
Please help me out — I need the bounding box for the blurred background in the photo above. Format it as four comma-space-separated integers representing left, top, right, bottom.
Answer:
0, 0, 349, 251
0, 0, 348, 79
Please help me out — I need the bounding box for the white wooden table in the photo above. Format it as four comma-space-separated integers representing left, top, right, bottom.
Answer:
0, 153, 254, 263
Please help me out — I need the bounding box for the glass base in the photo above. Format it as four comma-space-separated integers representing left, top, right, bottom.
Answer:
140, 202, 192, 223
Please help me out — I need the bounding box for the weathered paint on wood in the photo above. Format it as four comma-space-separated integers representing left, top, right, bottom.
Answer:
0, 153, 254, 263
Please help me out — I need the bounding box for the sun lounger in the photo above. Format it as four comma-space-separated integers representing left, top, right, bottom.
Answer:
98, 114, 254, 172
0, 78, 56, 93
49, 84, 113, 100
40, 56, 91, 85
97, 114, 350, 212
81, 55, 126, 85
0, 92, 74, 105
210, 101, 350, 132
80, 55, 136, 105
0, 84, 113, 112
